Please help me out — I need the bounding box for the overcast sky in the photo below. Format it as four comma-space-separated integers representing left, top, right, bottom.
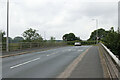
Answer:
0, 0, 119, 40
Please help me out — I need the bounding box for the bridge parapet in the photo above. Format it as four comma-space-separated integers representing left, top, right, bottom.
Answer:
99, 43, 120, 79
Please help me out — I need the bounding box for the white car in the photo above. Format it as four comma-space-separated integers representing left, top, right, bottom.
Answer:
74, 42, 81, 46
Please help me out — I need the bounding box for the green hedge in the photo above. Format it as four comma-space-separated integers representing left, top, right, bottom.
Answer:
66, 41, 96, 45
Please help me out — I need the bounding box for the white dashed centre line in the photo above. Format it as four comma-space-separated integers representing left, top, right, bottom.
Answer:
78, 50, 83, 52
47, 53, 56, 56
10, 58, 40, 69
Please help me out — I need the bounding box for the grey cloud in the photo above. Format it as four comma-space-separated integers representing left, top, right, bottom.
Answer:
0, 0, 118, 40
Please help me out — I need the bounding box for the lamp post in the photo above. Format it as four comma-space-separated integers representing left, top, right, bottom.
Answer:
6, 0, 9, 52
92, 19, 98, 44
44, 31, 46, 40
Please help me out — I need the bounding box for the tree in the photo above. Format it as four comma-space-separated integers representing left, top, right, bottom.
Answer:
50, 36, 55, 42
0, 30, 3, 43
75, 37, 81, 41
88, 28, 108, 41
13, 36, 24, 42
0, 30, 5, 38
63, 34, 69, 41
63, 33, 81, 41
103, 27, 119, 55
22, 28, 43, 42
88, 27, 119, 55
0, 30, 5, 42
67, 33, 76, 41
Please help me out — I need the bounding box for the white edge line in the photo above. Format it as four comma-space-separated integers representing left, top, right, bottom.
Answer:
10, 58, 40, 69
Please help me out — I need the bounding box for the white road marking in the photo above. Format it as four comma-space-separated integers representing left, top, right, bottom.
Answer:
47, 55, 50, 56
62, 50, 67, 52
46, 53, 56, 56
10, 58, 40, 69
78, 50, 83, 52
82, 46, 90, 47
68, 49, 72, 51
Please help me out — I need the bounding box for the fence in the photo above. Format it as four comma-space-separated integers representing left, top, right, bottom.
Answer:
2, 42, 66, 52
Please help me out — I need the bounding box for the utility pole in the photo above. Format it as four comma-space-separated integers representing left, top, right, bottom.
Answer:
44, 31, 46, 40
6, 0, 9, 52
92, 19, 98, 44
96, 19, 98, 44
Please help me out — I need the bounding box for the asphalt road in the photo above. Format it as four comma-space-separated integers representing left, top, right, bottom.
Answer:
2, 46, 91, 78
2, 46, 90, 78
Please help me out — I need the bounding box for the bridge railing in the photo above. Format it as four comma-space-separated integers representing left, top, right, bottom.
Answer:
100, 43, 120, 68
2, 42, 67, 52
100, 43, 120, 79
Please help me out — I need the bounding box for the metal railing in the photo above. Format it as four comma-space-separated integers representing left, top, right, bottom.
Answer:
2, 42, 66, 52
100, 43, 120, 79
101, 43, 120, 67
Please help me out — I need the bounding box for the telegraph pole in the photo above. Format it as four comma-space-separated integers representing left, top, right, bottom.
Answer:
6, 0, 9, 52
44, 31, 46, 40
92, 19, 98, 44
96, 19, 98, 44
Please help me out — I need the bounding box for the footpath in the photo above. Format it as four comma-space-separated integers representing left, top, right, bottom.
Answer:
69, 46, 104, 78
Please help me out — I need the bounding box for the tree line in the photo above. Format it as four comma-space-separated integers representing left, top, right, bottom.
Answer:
62, 27, 120, 56
62, 33, 81, 41
88, 27, 120, 55
1, 27, 119, 56
0, 28, 56, 43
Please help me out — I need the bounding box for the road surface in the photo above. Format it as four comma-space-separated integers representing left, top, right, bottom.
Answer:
2, 45, 103, 78
69, 46, 103, 78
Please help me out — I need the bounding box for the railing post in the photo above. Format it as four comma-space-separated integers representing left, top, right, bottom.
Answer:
30, 42, 32, 48
20, 42, 22, 50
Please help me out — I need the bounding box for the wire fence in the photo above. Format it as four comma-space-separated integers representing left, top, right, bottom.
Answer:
2, 41, 97, 52
2, 42, 67, 52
